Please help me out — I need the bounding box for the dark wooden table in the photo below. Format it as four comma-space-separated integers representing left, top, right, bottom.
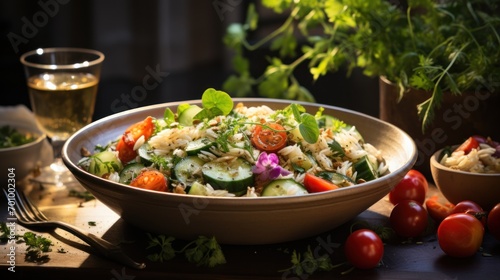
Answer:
1, 180, 499, 280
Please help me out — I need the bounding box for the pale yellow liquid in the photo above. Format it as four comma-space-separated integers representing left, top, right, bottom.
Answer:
28, 73, 98, 141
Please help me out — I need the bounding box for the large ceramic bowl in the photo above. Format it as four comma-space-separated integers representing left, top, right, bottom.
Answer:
430, 148, 500, 210
62, 99, 417, 245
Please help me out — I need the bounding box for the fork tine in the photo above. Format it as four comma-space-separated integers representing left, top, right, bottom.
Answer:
17, 189, 49, 222
12, 189, 36, 223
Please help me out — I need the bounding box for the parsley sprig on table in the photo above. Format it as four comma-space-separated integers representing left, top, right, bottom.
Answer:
1, 222, 54, 263
23, 232, 53, 263
280, 246, 339, 277
146, 234, 226, 268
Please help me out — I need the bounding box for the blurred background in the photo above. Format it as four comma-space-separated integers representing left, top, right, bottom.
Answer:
0, 0, 379, 121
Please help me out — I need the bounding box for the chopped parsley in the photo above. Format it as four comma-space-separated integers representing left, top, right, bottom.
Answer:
0, 125, 36, 148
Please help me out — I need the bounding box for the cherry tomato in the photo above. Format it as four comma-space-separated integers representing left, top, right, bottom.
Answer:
454, 136, 479, 154
130, 170, 167, 192
389, 169, 428, 205
303, 173, 339, 193
251, 122, 287, 153
344, 229, 384, 269
437, 213, 484, 258
425, 195, 454, 223
390, 200, 428, 238
116, 116, 155, 163
487, 203, 500, 241
450, 200, 486, 226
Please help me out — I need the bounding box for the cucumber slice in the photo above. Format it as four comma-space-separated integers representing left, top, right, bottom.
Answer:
187, 181, 209, 196
353, 156, 378, 181
317, 171, 354, 186
261, 179, 308, 196
137, 143, 154, 165
88, 151, 123, 177
174, 156, 205, 186
119, 163, 145, 184
186, 138, 214, 156
202, 158, 254, 195
178, 105, 202, 126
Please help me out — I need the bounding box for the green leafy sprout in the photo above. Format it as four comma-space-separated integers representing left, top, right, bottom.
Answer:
223, 0, 500, 132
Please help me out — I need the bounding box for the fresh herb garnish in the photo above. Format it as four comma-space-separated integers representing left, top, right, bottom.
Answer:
69, 190, 95, 202
0, 222, 10, 241
146, 234, 226, 268
181, 236, 226, 267
280, 246, 337, 277
23, 232, 53, 263
0, 125, 36, 148
146, 233, 176, 262
286, 104, 319, 144
328, 139, 345, 158
195, 88, 234, 120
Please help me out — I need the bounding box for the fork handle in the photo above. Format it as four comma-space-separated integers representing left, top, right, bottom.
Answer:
54, 221, 146, 269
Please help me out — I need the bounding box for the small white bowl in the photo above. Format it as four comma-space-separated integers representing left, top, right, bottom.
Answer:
0, 122, 46, 181
430, 148, 500, 210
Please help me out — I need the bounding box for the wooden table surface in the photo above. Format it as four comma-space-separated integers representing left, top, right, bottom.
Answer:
1, 180, 499, 280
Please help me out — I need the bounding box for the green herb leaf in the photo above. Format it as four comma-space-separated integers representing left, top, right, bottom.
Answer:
23, 232, 52, 263
68, 190, 95, 202
163, 108, 175, 125
280, 246, 335, 277
298, 113, 319, 144
146, 233, 176, 262
328, 139, 345, 157
181, 236, 226, 267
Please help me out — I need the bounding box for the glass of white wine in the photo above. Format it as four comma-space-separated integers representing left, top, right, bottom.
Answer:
20, 48, 104, 187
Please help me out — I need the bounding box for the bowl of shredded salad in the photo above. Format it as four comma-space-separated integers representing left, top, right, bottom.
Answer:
431, 136, 500, 210
62, 89, 417, 244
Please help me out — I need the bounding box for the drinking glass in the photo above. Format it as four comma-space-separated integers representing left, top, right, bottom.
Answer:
20, 48, 104, 186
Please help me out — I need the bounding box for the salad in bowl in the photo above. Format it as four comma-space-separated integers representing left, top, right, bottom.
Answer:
78, 89, 387, 197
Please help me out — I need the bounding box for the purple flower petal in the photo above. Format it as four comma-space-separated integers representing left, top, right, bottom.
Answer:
268, 153, 279, 165
269, 166, 282, 179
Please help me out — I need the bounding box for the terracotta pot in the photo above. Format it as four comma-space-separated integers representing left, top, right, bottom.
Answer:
379, 77, 500, 180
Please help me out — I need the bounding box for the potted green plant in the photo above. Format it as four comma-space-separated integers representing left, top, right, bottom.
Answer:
222, 0, 500, 176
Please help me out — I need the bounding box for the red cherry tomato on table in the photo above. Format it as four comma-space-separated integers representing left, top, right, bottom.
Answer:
437, 213, 484, 258
303, 173, 339, 193
487, 203, 500, 241
389, 169, 428, 205
390, 200, 429, 238
344, 229, 384, 269
450, 200, 486, 226
116, 116, 155, 164
251, 122, 288, 153
425, 195, 454, 223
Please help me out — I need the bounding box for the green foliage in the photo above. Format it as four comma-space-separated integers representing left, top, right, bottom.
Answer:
23, 232, 53, 263
280, 246, 336, 277
146, 233, 176, 262
146, 234, 226, 268
223, 0, 500, 131
0, 125, 36, 148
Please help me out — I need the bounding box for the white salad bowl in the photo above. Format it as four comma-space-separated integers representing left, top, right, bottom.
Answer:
62, 98, 417, 245
0, 120, 46, 182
